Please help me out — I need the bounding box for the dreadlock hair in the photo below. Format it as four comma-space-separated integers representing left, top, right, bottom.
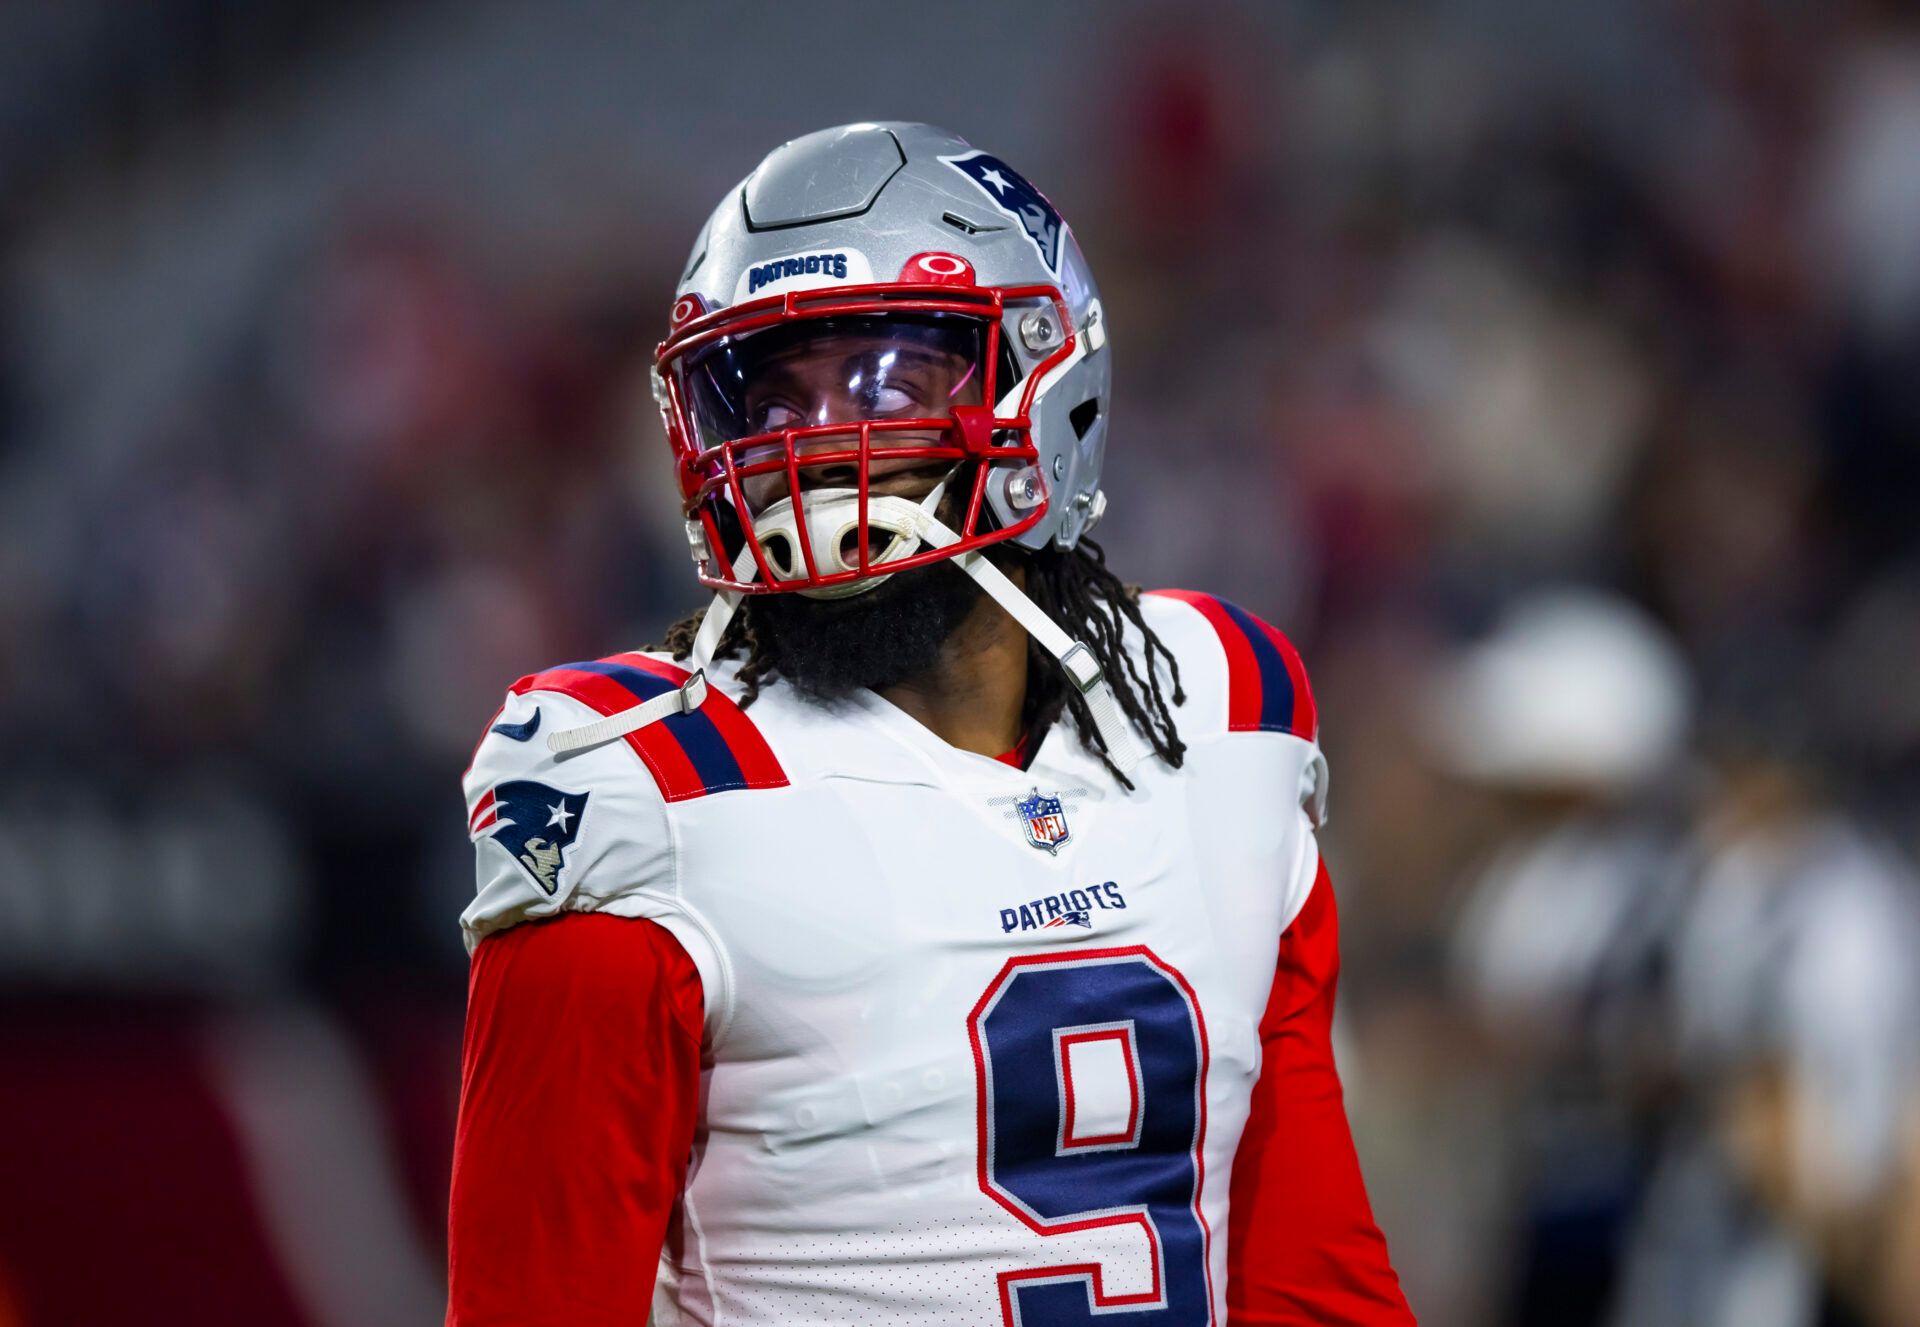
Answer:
658, 538, 1187, 789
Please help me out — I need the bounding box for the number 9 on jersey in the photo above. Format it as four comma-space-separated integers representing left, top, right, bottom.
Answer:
968, 946, 1215, 1325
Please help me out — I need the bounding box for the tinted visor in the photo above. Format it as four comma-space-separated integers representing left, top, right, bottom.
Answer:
679, 312, 990, 452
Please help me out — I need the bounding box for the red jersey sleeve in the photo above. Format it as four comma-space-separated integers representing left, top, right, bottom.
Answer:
1227, 861, 1416, 1325
446, 913, 704, 1327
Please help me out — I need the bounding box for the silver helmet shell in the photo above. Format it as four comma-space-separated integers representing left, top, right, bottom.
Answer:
666, 121, 1111, 556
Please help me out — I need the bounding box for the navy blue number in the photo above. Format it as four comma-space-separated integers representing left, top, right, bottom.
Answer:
970, 949, 1213, 1325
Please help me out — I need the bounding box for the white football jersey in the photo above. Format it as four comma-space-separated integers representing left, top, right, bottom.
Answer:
461, 590, 1330, 1326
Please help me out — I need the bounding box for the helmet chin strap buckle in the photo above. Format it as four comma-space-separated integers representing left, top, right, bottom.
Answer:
674, 669, 709, 714
547, 543, 763, 755
1057, 642, 1103, 695
547, 668, 709, 756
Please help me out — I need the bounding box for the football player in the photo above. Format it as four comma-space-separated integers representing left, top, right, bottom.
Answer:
447, 122, 1415, 1325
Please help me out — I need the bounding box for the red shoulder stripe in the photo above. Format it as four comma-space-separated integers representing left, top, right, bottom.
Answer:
1146, 590, 1316, 740
511, 664, 708, 800
1249, 615, 1318, 742
610, 654, 788, 790
1149, 590, 1262, 731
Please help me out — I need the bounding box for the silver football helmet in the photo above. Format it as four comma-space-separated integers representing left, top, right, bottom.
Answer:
654, 121, 1111, 596
553, 124, 1146, 772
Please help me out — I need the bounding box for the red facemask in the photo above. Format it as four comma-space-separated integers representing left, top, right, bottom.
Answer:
654, 271, 1077, 596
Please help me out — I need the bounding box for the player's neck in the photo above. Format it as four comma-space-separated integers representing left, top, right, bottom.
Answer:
876, 566, 1029, 759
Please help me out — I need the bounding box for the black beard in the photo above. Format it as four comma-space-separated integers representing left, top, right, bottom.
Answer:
745, 558, 987, 701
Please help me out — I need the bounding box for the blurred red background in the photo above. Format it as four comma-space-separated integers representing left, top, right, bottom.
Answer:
3, 2, 1919, 1324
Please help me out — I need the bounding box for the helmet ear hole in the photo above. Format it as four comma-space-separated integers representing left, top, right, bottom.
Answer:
1069, 398, 1101, 440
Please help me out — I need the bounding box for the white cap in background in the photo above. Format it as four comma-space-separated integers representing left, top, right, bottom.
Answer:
1423, 589, 1693, 793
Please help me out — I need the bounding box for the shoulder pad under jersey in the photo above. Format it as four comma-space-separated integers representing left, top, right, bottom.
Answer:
1140, 590, 1328, 823
458, 650, 788, 950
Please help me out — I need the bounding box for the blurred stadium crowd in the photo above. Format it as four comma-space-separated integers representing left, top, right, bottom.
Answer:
2, 1, 1918, 1324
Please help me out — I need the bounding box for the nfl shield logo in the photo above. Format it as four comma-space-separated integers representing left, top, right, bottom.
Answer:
1016, 787, 1072, 855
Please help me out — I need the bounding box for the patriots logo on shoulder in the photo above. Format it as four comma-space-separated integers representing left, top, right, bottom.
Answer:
941, 150, 1064, 274
469, 779, 589, 897
1015, 786, 1072, 855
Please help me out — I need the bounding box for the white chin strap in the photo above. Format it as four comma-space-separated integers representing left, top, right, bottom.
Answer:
551, 491, 1149, 776
909, 511, 1150, 775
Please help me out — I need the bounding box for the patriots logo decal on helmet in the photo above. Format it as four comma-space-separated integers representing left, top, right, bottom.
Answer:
469, 779, 589, 897
941, 150, 1064, 274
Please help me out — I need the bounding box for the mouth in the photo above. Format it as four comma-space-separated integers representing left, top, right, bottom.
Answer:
836, 527, 872, 566
828, 467, 950, 565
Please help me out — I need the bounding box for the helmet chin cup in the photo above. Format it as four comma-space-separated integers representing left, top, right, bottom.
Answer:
749, 486, 939, 600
